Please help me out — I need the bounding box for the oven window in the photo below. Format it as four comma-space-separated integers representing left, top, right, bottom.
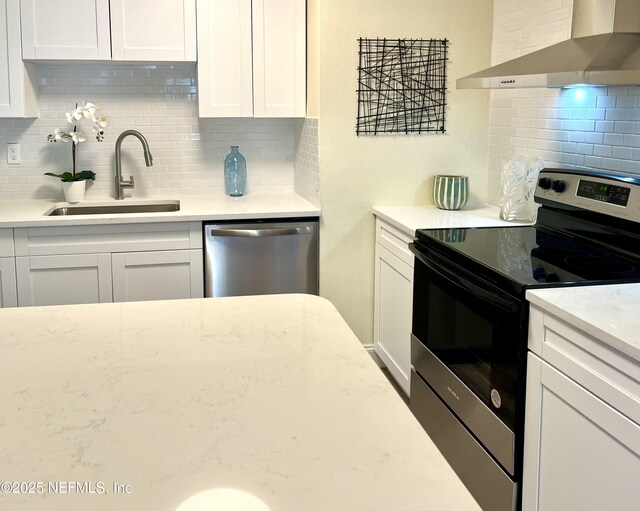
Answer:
413, 258, 522, 429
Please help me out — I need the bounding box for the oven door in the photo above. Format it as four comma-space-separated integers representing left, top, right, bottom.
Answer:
410, 241, 527, 476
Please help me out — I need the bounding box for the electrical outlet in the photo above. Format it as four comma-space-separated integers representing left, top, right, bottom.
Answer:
7, 143, 21, 165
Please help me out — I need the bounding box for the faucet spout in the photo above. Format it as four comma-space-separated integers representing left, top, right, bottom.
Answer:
114, 130, 153, 200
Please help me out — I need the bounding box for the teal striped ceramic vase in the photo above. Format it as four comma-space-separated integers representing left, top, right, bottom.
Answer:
433, 175, 469, 210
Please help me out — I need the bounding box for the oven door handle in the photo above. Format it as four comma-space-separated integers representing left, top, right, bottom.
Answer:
410, 243, 519, 313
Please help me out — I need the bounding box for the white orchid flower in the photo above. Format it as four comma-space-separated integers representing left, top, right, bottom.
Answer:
97, 116, 108, 128
52, 128, 69, 142
70, 131, 86, 144
83, 102, 97, 116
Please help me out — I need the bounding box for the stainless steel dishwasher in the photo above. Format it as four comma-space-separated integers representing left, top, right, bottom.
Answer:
204, 218, 319, 297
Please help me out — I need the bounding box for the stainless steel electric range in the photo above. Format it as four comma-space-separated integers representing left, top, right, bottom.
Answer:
408, 168, 640, 511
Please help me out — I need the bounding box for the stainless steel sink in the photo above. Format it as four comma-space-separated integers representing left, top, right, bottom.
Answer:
45, 201, 180, 216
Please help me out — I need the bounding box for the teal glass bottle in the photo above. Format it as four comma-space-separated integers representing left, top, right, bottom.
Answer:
224, 146, 247, 197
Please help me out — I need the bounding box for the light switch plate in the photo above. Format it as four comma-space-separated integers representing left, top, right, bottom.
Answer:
7, 143, 20, 164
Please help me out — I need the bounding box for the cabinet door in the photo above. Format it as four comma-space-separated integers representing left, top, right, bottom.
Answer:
0, 257, 18, 308
253, 0, 306, 117
374, 244, 412, 395
16, 254, 112, 306
110, 0, 196, 61
523, 353, 640, 511
21, 0, 111, 60
196, 0, 253, 117
112, 250, 203, 302
0, 0, 38, 117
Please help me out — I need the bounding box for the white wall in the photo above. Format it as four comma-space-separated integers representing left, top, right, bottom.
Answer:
488, 0, 640, 205
0, 64, 297, 200
318, 0, 494, 344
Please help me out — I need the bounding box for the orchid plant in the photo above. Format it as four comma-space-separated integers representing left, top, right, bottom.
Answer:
44, 102, 108, 182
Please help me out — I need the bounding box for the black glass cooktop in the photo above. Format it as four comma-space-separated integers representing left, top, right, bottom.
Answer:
415, 225, 640, 289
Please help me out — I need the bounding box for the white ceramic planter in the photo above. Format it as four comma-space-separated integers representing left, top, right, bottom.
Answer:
62, 180, 86, 204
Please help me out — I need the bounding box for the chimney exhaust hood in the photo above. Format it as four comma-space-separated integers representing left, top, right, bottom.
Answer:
457, 0, 640, 89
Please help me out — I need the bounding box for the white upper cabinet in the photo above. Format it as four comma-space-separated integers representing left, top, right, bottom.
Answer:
0, 0, 38, 117
20, 0, 196, 62
21, 0, 111, 60
197, 0, 306, 118
110, 0, 196, 62
252, 0, 305, 117
197, 0, 253, 117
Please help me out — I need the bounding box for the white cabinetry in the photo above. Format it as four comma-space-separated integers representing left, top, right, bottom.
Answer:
16, 254, 112, 306
0, 0, 38, 117
197, 0, 305, 118
0, 257, 18, 308
112, 249, 202, 302
110, 0, 196, 61
0, 228, 17, 308
523, 305, 640, 511
21, 0, 196, 62
373, 218, 414, 395
14, 222, 203, 307
21, 0, 111, 60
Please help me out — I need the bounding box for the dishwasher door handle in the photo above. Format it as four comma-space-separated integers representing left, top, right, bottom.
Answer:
209, 226, 314, 238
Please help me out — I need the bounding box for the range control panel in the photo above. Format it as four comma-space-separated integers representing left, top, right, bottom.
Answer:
534, 168, 640, 222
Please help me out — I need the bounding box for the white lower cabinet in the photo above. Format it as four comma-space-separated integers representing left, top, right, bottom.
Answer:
0, 257, 18, 307
112, 249, 203, 302
16, 253, 112, 306
14, 222, 203, 307
523, 305, 640, 511
373, 218, 414, 395
0, 228, 17, 307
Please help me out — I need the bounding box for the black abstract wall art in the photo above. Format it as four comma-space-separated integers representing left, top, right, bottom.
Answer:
356, 37, 448, 135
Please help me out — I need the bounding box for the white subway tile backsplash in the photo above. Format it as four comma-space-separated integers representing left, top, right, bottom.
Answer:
617, 96, 638, 108
488, 0, 640, 205
614, 121, 636, 134
584, 132, 603, 144
602, 158, 622, 171
593, 145, 612, 157
0, 63, 302, 201
612, 146, 633, 159
597, 95, 617, 108
294, 118, 320, 207
605, 108, 627, 121
576, 143, 593, 155
623, 134, 640, 147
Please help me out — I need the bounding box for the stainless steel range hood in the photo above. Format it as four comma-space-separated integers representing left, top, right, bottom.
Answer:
457, 0, 640, 89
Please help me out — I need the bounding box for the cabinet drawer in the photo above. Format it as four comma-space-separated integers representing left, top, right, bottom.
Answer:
0, 229, 14, 257
529, 305, 640, 424
375, 219, 413, 267
14, 222, 201, 256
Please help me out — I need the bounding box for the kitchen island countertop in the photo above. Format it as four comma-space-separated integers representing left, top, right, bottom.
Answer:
0, 294, 480, 511
0, 193, 319, 227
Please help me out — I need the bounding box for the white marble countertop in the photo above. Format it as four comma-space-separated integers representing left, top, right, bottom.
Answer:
372, 204, 532, 236
527, 284, 640, 362
0, 193, 320, 227
0, 294, 480, 511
